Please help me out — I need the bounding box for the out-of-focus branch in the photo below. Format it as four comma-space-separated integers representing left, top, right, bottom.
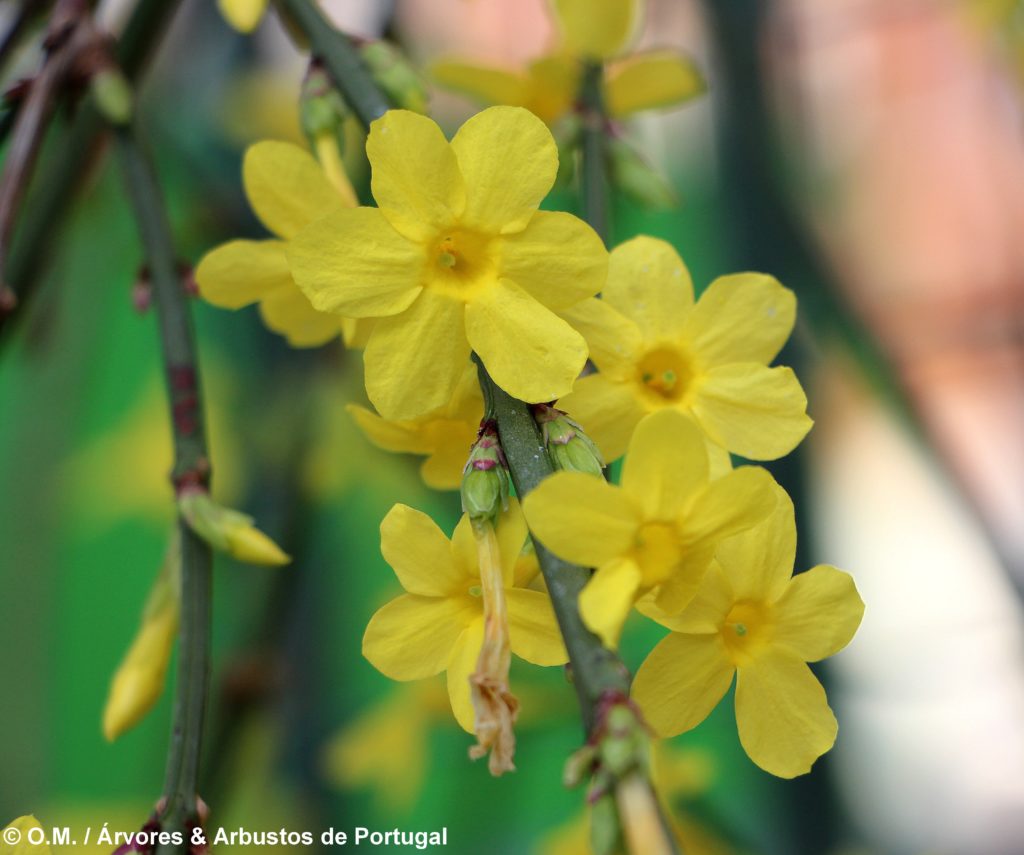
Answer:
0, 0, 181, 345
115, 121, 212, 855
579, 61, 609, 242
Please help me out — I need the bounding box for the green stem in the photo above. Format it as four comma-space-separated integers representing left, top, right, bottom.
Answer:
477, 362, 629, 730
114, 127, 212, 854
274, 0, 389, 127
579, 61, 609, 242
0, 0, 180, 345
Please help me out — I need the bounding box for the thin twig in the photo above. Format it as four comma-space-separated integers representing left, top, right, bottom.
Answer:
115, 124, 212, 854
579, 61, 609, 242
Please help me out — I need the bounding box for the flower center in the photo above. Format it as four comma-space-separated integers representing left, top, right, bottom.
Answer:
635, 346, 694, 404
632, 522, 683, 587
720, 600, 773, 665
428, 229, 499, 300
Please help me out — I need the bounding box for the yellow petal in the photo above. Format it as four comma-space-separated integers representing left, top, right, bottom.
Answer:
691, 363, 812, 460
648, 560, 734, 634
450, 106, 557, 234
447, 617, 485, 732
450, 512, 479, 579
632, 632, 734, 737
380, 504, 466, 596
604, 236, 694, 340
364, 290, 470, 420
621, 410, 709, 520
258, 285, 341, 347
431, 60, 527, 107
366, 110, 466, 242
556, 374, 645, 463
554, 0, 637, 59
501, 211, 607, 309
288, 207, 423, 318
716, 485, 794, 604
3, 817, 53, 855
579, 558, 642, 647
684, 272, 796, 366
604, 51, 705, 117
218, 0, 268, 33
774, 565, 864, 662
348, 404, 431, 454
465, 279, 587, 404
195, 239, 290, 309
734, 650, 837, 778
507, 588, 568, 665
558, 298, 641, 373
243, 140, 340, 239
342, 317, 376, 348
522, 471, 639, 566
650, 541, 715, 616
420, 435, 475, 490
681, 466, 777, 548
363, 594, 474, 681
522, 54, 581, 125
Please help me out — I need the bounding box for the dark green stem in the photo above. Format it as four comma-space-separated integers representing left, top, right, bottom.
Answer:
478, 362, 629, 730
274, 0, 389, 127
0, 0, 180, 345
115, 127, 212, 854
579, 61, 609, 242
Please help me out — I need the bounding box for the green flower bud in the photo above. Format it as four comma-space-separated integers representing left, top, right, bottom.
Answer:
300, 65, 351, 142
359, 40, 428, 114
92, 68, 134, 126
536, 405, 604, 477
563, 743, 598, 788
178, 489, 290, 566
460, 423, 510, 525
608, 137, 678, 209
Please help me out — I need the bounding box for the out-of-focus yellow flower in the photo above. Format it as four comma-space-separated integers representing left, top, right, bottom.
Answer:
633, 489, 864, 778
196, 141, 368, 348
218, 0, 268, 33
348, 363, 483, 490
69, 376, 242, 528
523, 409, 776, 647
1, 816, 52, 854
103, 536, 180, 741
322, 681, 448, 813
289, 106, 607, 420
560, 237, 812, 462
432, 0, 703, 125
362, 499, 566, 731
178, 490, 290, 566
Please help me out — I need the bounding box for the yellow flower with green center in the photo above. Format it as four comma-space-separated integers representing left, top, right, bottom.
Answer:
522, 409, 777, 647
362, 499, 567, 731
196, 140, 369, 348
218, 0, 268, 33
289, 106, 607, 420
559, 236, 813, 462
632, 489, 865, 778
432, 0, 704, 126
347, 363, 483, 490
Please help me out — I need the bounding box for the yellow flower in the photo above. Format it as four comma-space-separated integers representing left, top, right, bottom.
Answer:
322, 681, 449, 813
218, 0, 268, 33
2, 817, 52, 854
103, 537, 180, 741
432, 0, 704, 125
196, 140, 367, 348
288, 106, 607, 420
522, 409, 777, 647
632, 489, 865, 778
347, 363, 483, 490
362, 499, 567, 732
559, 236, 813, 462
